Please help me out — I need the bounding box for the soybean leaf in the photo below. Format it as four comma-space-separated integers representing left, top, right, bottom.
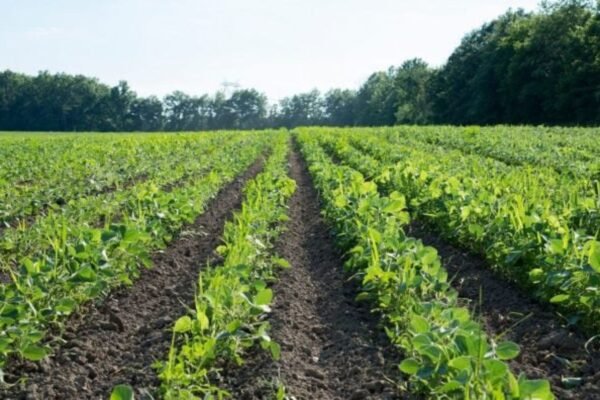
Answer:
409, 315, 429, 334
399, 358, 420, 375
21, 345, 49, 361
173, 316, 193, 333
518, 378, 554, 400
496, 341, 520, 360
254, 288, 273, 306
110, 384, 135, 400
270, 341, 281, 360
550, 294, 569, 304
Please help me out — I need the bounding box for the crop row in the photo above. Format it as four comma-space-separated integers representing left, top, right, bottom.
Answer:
296, 131, 553, 399
0, 132, 271, 370
310, 127, 600, 333
378, 126, 599, 178
360, 132, 598, 238
0, 133, 247, 263
0, 132, 228, 226
349, 128, 599, 237
157, 132, 295, 399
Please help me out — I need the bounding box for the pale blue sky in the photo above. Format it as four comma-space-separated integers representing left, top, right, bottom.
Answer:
1, 0, 541, 101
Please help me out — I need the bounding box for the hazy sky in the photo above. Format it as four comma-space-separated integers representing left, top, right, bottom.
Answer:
1, 0, 541, 101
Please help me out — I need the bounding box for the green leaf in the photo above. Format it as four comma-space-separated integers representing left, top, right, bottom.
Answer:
123, 229, 150, 243
21, 345, 49, 361
549, 294, 569, 304
273, 257, 291, 269
399, 358, 420, 375
589, 242, 600, 273
448, 356, 472, 371
355, 292, 371, 302
270, 341, 281, 360
254, 288, 273, 306
508, 371, 520, 397
420, 344, 442, 363
110, 384, 135, 400
197, 311, 209, 331
334, 194, 347, 208
216, 245, 228, 255
55, 297, 77, 314
548, 239, 564, 255
0, 338, 12, 352
468, 223, 484, 238
496, 341, 520, 360
384, 199, 406, 213
460, 206, 471, 221
410, 315, 429, 334
226, 319, 241, 333
483, 359, 509, 382
173, 316, 193, 333
528, 268, 544, 283
450, 307, 471, 323
71, 266, 97, 282
276, 384, 286, 400
518, 378, 554, 400
438, 380, 463, 393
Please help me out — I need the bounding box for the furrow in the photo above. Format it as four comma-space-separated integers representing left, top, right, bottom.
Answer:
223, 146, 403, 400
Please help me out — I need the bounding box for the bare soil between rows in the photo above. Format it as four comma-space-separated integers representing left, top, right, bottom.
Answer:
0, 158, 264, 400
408, 222, 600, 400
220, 145, 405, 400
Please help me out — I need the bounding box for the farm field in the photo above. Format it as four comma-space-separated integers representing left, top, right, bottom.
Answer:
0, 128, 598, 400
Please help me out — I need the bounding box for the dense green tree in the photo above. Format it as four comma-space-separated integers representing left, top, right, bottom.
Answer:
277, 90, 324, 127
432, 0, 599, 125
354, 69, 397, 126
130, 96, 164, 131
219, 89, 268, 129
394, 59, 434, 124
323, 89, 356, 126
105, 81, 136, 130
430, 10, 528, 124
501, 0, 600, 124
163, 91, 213, 131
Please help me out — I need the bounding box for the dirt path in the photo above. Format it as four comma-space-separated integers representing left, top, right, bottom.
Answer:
408, 222, 600, 400
1, 158, 264, 400
223, 146, 404, 400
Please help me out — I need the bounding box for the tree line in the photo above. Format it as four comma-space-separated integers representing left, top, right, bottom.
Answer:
1, 0, 598, 131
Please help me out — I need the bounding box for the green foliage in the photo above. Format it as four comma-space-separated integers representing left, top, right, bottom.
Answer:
319, 126, 600, 332
110, 385, 135, 400
431, 1, 600, 125
0, 131, 270, 371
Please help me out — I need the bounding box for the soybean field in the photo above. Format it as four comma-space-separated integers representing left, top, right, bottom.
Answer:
0, 128, 599, 400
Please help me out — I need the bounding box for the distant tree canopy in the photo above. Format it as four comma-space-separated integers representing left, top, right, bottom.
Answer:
430, 0, 600, 125
0, 0, 598, 131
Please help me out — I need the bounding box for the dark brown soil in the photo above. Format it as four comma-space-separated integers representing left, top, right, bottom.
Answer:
221, 145, 405, 400
408, 222, 600, 400
0, 158, 264, 400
